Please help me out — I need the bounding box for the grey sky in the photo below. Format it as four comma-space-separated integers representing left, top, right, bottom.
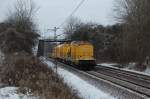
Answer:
0, 0, 116, 37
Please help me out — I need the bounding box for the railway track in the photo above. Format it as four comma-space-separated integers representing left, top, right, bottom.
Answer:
48, 58, 150, 98
88, 66, 150, 98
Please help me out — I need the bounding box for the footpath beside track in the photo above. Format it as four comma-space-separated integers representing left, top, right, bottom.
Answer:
47, 58, 150, 99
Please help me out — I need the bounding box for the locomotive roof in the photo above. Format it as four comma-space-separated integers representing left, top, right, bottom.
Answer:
71, 41, 91, 45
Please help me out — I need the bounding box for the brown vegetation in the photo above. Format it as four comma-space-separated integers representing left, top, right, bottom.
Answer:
0, 53, 79, 99
0, 28, 39, 54
0, 0, 80, 98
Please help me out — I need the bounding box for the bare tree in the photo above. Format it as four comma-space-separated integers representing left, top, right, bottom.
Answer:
115, 0, 150, 63
0, 0, 39, 54
63, 17, 82, 39
5, 0, 38, 33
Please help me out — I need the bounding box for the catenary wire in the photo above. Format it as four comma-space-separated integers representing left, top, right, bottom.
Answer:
58, 0, 86, 28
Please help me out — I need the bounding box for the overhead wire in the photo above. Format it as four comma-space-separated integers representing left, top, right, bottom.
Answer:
58, 0, 86, 28
47, 0, 86, 39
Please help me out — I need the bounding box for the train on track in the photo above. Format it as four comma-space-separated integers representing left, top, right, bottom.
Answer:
51, 41, 96, 70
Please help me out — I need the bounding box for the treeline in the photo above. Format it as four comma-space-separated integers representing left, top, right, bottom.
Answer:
116, 0, 150, 63
63, 17, 123, 62
64, 0, 150, 64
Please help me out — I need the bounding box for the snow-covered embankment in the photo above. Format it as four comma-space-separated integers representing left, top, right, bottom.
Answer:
45, 60, 116, 99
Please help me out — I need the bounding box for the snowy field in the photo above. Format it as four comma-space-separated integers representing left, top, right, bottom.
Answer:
45, 60, 116, 99
0, 87, 38, 99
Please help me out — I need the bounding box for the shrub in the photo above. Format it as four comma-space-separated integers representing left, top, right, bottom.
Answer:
0, 28, 39, 54
0, 52, 80, 99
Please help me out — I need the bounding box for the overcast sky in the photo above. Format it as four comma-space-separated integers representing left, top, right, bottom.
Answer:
0, 0, 116, 38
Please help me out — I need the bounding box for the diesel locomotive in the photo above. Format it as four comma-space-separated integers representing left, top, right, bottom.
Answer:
51, 41, 96, 70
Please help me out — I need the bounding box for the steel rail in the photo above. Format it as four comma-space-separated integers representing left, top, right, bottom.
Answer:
47, 58, 150, 98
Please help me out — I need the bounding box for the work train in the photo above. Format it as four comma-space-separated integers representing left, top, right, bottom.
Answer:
51, 41, 96, 70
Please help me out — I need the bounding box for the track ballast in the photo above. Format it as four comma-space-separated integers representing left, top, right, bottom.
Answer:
48, 58, 150, 98
89, 66, 150, 97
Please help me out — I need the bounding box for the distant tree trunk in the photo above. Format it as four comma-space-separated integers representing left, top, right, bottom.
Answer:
115, 0, 150, 63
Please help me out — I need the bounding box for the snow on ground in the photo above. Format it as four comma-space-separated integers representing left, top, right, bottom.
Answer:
58, 68, 116, 99
0, 87, 38, 99
98, 63, 123, 70
122, 67, 150, 76
32, 46, 38, 56
145, 67, 150, 74
98, 62, 150, 76
98, 63, 119, 67
0, 51, 4, 65
45, 60, 116, 99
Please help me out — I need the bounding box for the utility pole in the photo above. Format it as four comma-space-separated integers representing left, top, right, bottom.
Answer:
52, 27, 60, 41
48, 27, 65, 41
47, 27, 60, 40
49, 27, 60, 73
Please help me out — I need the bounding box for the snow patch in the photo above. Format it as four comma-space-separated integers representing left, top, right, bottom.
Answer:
123, 68, 150, 76
58, 68, 116, 99
45, 60, 116, 99
99, 62, 150, 76
32, 46, 38, 56
144, 66, 150, 74
98, 63, 119, 67
0, 51, 4, 65
0, 87, 38, 99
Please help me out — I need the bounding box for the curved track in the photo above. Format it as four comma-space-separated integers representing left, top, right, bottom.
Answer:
88, 66, 150, 97
48, 58, 150, 98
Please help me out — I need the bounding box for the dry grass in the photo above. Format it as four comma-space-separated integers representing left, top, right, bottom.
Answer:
0, 52, 80, 99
